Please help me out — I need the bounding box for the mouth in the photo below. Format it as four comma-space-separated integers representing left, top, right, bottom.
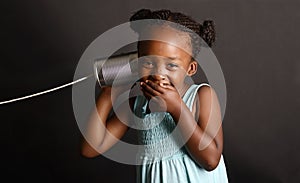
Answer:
154, 80, 170, 85
138, 77, 173, 87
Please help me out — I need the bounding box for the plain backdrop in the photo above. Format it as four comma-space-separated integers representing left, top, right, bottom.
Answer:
1, 0, 300, 182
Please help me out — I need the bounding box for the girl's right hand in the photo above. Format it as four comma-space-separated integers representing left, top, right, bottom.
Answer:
101, 84, 134, 105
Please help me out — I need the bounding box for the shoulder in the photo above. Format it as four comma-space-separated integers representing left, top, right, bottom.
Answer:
196, 84, 214, 98
196, 84, 219, 109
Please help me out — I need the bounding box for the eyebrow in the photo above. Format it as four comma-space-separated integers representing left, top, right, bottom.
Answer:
166, 56, 179, 60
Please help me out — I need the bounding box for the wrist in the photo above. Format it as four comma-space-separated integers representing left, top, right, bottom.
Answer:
101, 87, 112, 96
168, 100, 183, 120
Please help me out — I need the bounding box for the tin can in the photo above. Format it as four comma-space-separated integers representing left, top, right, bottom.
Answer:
94, 51, 138, 87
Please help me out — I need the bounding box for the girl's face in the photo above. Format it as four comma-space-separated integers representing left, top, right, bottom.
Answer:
138, 26, 197, 93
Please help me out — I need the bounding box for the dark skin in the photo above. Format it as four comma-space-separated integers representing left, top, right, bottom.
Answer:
138, 38, 223, 171
81, 27, 223, 171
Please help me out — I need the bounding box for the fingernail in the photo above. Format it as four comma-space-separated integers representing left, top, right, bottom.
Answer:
146, 80, 149, 83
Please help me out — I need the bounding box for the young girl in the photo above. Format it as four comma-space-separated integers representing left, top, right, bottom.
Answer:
81, 9, 228, 183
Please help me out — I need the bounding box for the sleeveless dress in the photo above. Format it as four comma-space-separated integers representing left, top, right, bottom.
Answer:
133, 83, 228, 183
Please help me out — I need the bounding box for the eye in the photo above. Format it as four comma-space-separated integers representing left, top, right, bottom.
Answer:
167, 63, 178, 70
141, 60, 154, 68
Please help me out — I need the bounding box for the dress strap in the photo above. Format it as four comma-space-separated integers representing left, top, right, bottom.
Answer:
182, 83, 210, 112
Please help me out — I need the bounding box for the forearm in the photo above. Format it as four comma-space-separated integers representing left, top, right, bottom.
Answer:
81, 88, 113, 155
169, 102, 221, 171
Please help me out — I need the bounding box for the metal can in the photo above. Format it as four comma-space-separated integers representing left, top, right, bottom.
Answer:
94, 51, 138, 87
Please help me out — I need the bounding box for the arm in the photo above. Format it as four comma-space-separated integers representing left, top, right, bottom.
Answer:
172, 85, 223, 171
80, 87, 130, 158
141, 81, 223, 171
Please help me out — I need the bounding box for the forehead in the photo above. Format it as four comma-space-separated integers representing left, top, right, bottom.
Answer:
138, 25, 193, 55
138, 40, 190, 60
138, 41, 193, 67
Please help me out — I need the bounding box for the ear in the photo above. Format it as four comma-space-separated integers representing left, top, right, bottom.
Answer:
187, 60, 198, 76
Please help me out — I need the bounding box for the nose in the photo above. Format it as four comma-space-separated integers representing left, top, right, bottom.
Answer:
150, 74, 166, 81
149, 73, 171, 86
150, 63, 167, 81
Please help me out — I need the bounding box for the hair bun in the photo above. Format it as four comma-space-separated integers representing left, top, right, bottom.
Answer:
199, 20, 216, 47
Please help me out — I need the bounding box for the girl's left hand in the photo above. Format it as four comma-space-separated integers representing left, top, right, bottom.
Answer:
140, 80, 182, 114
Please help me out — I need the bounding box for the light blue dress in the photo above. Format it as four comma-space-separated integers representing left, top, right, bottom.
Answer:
133, 83, 228, 183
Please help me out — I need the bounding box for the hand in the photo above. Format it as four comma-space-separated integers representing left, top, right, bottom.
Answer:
101, 83, 133, 105
140, 80, 182, 114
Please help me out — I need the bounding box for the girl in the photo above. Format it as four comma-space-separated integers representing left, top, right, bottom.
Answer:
81, 9, 228, 183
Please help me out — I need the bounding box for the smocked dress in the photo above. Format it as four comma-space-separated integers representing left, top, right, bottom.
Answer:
133, 83, 228, 183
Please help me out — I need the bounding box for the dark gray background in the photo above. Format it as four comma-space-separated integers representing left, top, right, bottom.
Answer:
1, 0, 300, 182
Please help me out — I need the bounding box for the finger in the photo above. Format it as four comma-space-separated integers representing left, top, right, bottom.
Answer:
159, 82, 176, 91
141, 81, 161, 96
140, 86, 154, 99
145, 80, 166, 93
159, 82, 170, 88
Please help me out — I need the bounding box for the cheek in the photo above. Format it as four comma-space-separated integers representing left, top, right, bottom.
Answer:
167, 72, 185, 83
138, 67, 150, 80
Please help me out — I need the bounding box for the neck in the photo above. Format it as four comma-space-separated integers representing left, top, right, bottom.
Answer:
178, 83, 191, 98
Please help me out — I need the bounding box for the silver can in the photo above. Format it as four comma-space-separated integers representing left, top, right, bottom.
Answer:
94, 51, 138, 87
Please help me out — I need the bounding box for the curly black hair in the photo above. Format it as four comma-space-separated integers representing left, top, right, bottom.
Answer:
129, 9, 216, 57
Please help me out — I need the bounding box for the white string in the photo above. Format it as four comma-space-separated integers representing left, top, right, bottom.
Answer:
0, 74, 93, 105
